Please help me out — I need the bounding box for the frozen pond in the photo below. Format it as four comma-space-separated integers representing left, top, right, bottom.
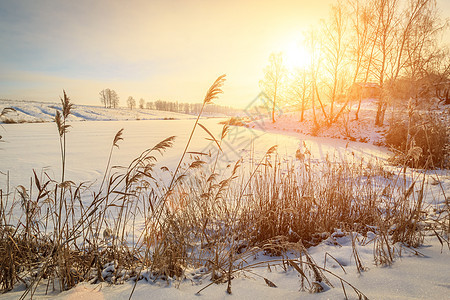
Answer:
0, 118, 390, 191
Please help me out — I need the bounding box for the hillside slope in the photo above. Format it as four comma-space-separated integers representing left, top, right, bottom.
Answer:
0, 99, 197, 123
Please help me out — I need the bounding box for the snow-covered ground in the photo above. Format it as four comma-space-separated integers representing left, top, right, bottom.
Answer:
4, 230, 450, 299
244, 99, 391, 145
0, 99, 449, 299
243, 98, 449, 148
0, 99, 197, 123
46, 236, 450, 300
0, 113, 390, 192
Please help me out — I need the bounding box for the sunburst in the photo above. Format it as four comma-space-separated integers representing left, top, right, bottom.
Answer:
282, 40, 311, 70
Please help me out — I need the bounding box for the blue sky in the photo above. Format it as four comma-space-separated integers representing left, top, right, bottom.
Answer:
1, 0, 449, 108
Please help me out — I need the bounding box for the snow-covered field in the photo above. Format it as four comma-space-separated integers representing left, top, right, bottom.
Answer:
1, 232, 447, 300
0, 100, 449, 299
243, 99, 390, 145
53, 236, 450, 300
0, 99, 197, 123
0, 120, 391, 193
243, 98, 449, 148
0, 100, 390, 191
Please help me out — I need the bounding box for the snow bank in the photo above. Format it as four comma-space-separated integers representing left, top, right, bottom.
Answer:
244, 99, 390, 146
0, 99, 197, 123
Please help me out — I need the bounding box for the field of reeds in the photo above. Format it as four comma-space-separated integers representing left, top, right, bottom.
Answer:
0, 76, 448, 299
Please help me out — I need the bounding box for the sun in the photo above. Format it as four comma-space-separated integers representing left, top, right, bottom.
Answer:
282, 40, 311, 71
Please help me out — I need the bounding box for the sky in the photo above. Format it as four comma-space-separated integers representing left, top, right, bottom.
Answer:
1, 0, 449, 108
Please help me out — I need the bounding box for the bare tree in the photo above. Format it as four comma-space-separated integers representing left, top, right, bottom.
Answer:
127, 96, 136, 110
99, 89, 110, 108
111, 90, 119, 108
260, 52, 287, 123
99, 89, 119, 108
289, 68, 310, 122
345, 0, 378, 120
368, 0, 400, 126
370, 0, 437, 125
139, 98, 145, 109
183, 103, 190, 114
403, 0, 443, 101
318, 3, 349, 125
304, 29, 323, 126
419, 46, 450, 104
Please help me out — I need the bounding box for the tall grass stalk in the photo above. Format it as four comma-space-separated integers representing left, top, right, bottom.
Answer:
0, 79, 446, 299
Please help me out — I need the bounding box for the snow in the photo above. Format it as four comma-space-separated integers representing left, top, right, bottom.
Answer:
0, 99, 197, 123
244, 99, 390, 145
0, 116, 391, 192
4, 236, 446, 300
0, 99, 449, 299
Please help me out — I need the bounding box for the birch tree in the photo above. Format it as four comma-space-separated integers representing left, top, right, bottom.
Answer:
260, 52, 287, 123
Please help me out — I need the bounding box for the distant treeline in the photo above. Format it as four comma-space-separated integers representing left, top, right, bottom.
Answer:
99, 88, 241, 115
147, 100, 240, 116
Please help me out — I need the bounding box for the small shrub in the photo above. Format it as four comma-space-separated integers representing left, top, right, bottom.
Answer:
220, 117, 245, 126
386, 108, 449, 169
1, 117, 18, 124
0, 108, 17, 123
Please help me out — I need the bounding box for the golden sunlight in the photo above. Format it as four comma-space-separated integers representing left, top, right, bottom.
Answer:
282, 40, 311, 70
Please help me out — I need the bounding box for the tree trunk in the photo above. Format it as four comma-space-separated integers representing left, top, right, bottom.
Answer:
272, 86, 277, 123
301, 100, 305, 122
355, 94, 362, 120
375, 99, 387, 126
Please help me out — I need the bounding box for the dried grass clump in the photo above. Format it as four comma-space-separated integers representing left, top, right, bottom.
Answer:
220, 116, 246, 126
238, 155, 384, 246
0, 107, 17, 122
386, 101, 449, 169
0, 78, 445, 300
